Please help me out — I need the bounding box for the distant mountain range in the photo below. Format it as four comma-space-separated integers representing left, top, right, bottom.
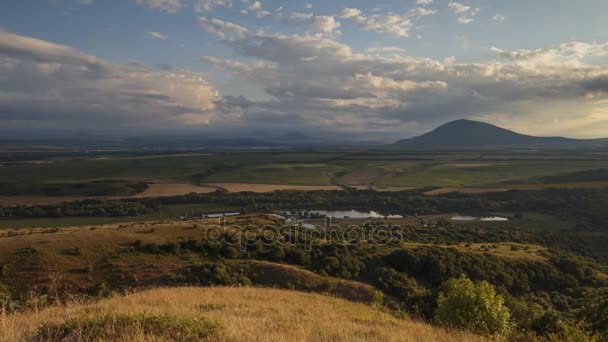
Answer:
394, 119, 608, 148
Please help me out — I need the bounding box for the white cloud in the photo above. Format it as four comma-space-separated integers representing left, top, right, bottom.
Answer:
339, 7, 435, 37
256, 10, 271, 18
416, 0, 433, 5
200, 21, 608, 134
240, 0, 272, 20
490, 42, 608, 71
366, 46, 406, 54
134, 0, 182, 13
283, 11, 314, 23
145, 31, 168, 40
194, 0, 231, 12
492, 14, 506, 22
245, 0, 262, 11
199, 17, 249, 40
0, 31, 221, 131
448, 1, 479, 24
311, 16, 341, 35
339, 8, 362, 19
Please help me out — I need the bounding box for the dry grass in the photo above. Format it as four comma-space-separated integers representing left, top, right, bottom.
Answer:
206, 183, 342, 192
129, 183, 217, 198
509, 180, 608, 189
227, 260, 378, 303
401, 242, 548, 262
424, 188, 524, 196
0, 182, 217, 206
0, 215, 281, 291
0, 287, 486, 342
373, 186, 420, 192
444, 163, 502, 168
425, 180, 608, 196
0, 196, 86, 206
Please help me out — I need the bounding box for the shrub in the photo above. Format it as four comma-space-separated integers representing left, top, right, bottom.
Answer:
435, 275, 511, 335
0, 282, 11, 310
0, 264, 8, 277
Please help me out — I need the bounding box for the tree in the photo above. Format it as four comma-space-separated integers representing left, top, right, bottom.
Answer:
580, 290, 608, 340
435, 275, 511, 335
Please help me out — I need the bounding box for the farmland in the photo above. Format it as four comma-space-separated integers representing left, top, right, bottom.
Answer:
2, 149, 608, 204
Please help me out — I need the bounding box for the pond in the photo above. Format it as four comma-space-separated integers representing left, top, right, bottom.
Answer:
451, 215, 509, 221
309, 210, 403, 219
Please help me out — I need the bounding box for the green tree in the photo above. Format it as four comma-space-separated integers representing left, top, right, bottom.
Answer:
580, 290, 608, 340
435, 275, 511, 335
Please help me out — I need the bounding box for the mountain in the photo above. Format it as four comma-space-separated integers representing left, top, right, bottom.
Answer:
395, 119, 608, 148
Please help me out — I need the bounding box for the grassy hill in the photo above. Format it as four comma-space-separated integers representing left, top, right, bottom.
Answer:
1, 213, 607, 339
0, 287, 484, 341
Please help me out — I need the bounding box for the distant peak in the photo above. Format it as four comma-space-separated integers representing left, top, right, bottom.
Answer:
394, 119, 583, 148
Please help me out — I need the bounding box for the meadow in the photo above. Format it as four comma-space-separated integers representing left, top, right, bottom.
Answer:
1, 287, 484, 342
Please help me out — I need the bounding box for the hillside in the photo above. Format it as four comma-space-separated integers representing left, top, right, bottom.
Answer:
0, 287, 484, 341
1, 210, 608, 339
395, 119, 607, 148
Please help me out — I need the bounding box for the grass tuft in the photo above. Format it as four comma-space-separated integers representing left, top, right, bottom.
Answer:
35, 313, 221, 341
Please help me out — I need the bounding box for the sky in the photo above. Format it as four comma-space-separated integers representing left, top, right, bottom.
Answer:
0, 0, 607, 141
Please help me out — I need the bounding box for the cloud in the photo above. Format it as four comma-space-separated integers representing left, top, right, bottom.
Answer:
448, 1, 479, 24
199, 17, 250, 40
490, 42, 608, 70
194, 0, 231, 12
239, 0, 273, 19
200, 21, 608, 136
366, 46, 406, 54
416, 0, 433, 5
492, 14, 506, 22
4, 21, 608, 138
339, 8, 362, 19
145, 31, 168, 40
134, 0, 182, 13
281, 12, 314, 24
0, 31, 221, 131
339, 7, 435, 37
245, 0, 262, 11
583, 76, 608, 93
311, 16, 341, 35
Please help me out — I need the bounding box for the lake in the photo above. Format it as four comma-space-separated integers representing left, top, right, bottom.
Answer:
451, 215, 509, 221
309, 210, 403, 219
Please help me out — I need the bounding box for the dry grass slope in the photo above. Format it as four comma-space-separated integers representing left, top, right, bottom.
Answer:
1, 287, 486, 342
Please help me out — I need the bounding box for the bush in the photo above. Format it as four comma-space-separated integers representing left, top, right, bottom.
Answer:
0, 282, 11, 310
435, 275, 511, 335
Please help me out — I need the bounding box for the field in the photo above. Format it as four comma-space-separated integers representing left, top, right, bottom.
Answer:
0, 150, 608, 200
0, 287, 483, 341
0, 183, 218, 206
3, 150, 608, 207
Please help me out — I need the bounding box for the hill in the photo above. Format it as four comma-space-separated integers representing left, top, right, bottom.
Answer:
1, 287, 484, 341
395, 119, 608, 148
